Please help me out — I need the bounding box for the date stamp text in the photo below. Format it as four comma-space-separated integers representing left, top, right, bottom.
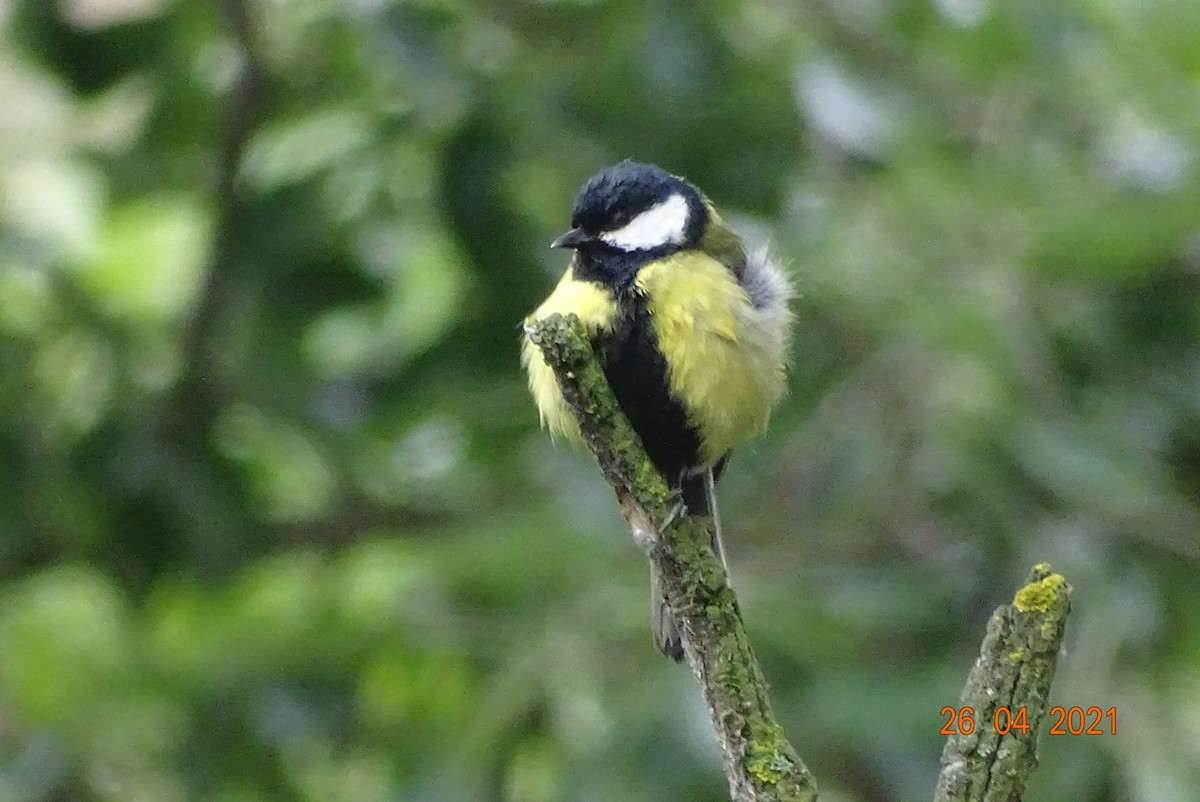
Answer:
940, 706, 1116, 736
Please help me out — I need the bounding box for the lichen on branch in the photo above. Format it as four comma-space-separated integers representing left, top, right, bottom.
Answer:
525, 312, 818, 802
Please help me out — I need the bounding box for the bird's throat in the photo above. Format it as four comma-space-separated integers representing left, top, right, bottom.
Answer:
572, 247, 664, 293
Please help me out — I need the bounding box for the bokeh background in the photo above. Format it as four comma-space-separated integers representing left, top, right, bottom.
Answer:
2, 0, 1199, 800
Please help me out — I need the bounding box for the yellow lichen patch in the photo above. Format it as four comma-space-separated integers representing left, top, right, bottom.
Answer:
1013, 573, 1066, 613
747, 754, 784, 784
745, 725, 791, 785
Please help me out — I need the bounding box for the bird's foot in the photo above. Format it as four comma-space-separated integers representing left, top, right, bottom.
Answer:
658, 489, 687, 532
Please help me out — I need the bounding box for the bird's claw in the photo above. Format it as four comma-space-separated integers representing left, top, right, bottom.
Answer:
659, 491, 687, 532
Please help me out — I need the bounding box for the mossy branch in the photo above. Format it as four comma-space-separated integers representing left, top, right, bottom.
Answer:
934, 563, 1073, 802
525, 313, 818, 802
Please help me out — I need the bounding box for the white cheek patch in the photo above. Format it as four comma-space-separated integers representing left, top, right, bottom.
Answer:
600, 193, 689, 251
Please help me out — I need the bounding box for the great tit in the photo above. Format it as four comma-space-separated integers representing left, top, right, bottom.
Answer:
521, 160, 792, 660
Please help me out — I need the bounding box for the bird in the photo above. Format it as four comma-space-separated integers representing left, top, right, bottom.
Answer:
520, 160, 792, 660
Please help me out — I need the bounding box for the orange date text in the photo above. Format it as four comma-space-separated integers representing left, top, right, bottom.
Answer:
940, 706, 1116, 735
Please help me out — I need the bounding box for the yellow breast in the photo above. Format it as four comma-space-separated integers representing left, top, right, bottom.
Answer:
520, 267, 619, 443
635, 252, 788, 465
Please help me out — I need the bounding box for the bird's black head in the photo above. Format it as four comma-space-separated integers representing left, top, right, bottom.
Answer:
551, 161, 708, 277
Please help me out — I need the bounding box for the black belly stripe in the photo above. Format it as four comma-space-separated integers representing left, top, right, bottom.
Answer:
592, 294, 702, 495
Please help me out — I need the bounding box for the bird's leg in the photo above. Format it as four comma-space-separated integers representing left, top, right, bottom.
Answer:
658, 468, 730, 583
704, 467, 731, 585
659, 486, 688, 531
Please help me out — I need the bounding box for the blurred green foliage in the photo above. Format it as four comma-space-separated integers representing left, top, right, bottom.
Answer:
1, 0, 1198, 800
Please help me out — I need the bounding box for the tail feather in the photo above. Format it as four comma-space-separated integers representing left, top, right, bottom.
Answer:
651, 567, 685, 661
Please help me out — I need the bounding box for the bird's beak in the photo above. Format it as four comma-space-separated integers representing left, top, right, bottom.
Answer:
550, 227, 594, 250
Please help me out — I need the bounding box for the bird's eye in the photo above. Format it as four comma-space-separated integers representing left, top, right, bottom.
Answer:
612, 210, 631, 227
